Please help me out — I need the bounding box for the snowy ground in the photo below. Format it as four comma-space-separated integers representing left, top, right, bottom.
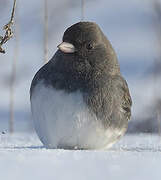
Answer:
0, 133, 161, 180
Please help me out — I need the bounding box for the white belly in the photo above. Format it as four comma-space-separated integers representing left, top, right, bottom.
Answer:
31, 82, 120, 149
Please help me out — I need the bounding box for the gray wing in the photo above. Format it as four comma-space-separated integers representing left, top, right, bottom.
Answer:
113, 75, 132, 121
85, 74, 132, 128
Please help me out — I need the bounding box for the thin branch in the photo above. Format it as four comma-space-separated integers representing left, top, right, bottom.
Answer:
81, 0, 85, 21
10, 0, 16, 23
152, 0, 161, 137
0, 0, 16, 53
9, 2, 19, 134
44, 0, 48, 63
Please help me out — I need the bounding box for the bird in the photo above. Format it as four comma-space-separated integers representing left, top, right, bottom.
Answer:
30, 22, 132, 150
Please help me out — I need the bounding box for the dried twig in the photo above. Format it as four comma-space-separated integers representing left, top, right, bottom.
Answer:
44, 0, 48, 63
0, 0, 16, 54
81, 0, 85, 21
9, 2, 19, 134
152, 0, 161, 137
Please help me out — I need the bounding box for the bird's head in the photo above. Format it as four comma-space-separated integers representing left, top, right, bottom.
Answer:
58, 22, 120, 75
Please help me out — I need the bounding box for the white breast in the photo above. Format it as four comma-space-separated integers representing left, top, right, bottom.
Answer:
31, 81, 121, 149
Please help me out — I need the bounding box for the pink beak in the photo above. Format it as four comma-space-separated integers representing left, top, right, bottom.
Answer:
57, 42, 75, 53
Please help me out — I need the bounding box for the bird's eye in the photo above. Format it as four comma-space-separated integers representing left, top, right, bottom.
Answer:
86, 43, 93, 50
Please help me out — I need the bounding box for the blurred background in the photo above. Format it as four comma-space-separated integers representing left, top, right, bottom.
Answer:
0, 0, 161, 134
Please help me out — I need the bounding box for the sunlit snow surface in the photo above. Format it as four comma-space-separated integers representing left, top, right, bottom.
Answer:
0, 133, 161, 180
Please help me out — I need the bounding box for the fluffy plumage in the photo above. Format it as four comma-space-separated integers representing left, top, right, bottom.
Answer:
30, 22, 132, 150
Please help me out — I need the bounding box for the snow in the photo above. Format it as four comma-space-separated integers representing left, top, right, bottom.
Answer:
0, 133, 161, 180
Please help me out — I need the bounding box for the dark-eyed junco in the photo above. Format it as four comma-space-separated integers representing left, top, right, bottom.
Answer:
30, 22, 132, 150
